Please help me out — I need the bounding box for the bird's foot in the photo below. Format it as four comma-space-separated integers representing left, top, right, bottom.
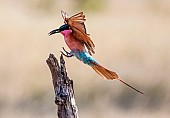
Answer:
60, 51, 73, 57
62, 47, 70, 55
60, 47, 73, 58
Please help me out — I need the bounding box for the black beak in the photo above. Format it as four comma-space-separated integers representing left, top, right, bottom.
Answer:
48, 28, 60, 36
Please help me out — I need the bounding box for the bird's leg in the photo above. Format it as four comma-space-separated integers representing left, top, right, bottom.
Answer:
60, 47, 73, 58
60, 51, 73, 58
62, 47, 70, 55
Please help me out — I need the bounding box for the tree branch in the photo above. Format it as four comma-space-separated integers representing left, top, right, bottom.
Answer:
46, 54, 79, 118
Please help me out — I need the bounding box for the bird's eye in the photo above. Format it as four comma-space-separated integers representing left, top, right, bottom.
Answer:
59, 24, 69, 31
65, 24, 69, 29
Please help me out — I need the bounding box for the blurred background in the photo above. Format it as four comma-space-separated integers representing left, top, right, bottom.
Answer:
0, 0, 170, 118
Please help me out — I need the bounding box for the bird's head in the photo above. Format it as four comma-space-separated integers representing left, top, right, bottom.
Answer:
48, 24, 71, 36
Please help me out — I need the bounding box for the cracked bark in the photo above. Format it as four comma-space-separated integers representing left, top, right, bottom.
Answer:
46, 54, 79, 118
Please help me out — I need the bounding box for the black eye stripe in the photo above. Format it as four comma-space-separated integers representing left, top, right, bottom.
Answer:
59, 24, 69, 31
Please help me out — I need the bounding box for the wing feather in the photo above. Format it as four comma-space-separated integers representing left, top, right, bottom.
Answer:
61, 10, 95, 55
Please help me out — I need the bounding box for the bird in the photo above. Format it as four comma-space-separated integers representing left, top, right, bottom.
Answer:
49, 10, 144, 95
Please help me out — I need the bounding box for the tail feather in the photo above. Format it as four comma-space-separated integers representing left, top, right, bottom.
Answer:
91, 62, 144, 95
117, 78, 144, 95
91, 62, 118, 80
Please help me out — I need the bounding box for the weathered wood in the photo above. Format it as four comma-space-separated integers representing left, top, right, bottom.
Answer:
46, 54, 79, 118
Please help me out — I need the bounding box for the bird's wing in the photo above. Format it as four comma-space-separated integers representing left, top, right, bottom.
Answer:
61, 10, 95, 55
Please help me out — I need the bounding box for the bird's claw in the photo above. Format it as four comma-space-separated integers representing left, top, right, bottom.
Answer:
62, 47, 70, 55
60, 47, 73, 58
60, 51, 73, 57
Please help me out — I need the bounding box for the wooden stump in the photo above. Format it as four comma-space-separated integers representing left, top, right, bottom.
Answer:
46, 54, 79, 118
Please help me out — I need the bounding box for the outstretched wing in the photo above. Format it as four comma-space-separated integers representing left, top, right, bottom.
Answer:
61, 10, 95, 55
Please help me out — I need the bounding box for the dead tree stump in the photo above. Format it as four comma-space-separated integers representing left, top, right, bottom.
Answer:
46, 54, 79, 118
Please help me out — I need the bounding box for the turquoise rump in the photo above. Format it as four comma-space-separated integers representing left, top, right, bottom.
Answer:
71, 50, 98, 65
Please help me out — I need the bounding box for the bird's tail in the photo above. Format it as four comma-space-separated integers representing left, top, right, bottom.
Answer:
90, 62, 144, 95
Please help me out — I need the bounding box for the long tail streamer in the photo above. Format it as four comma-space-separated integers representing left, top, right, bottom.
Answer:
91, 62, 144, 95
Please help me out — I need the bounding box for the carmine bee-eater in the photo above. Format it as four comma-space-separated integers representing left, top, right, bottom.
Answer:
49, 11, 144, 95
